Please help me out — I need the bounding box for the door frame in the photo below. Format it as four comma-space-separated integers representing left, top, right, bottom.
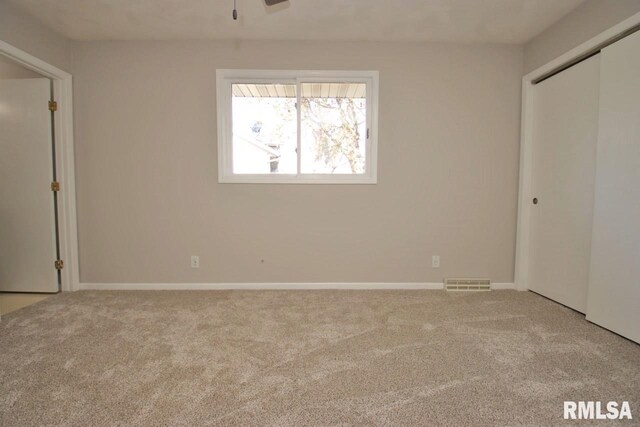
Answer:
0, 40, 79, 292
515, 12, 640, 291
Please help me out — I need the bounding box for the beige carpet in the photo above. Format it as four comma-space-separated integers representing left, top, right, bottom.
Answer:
0, 290, 639, 426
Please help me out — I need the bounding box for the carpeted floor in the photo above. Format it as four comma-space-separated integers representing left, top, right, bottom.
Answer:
0, 290, 639, 426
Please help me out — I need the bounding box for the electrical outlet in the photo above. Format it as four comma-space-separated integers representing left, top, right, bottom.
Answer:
432, 255, 440, 268
191, 255, 200, 268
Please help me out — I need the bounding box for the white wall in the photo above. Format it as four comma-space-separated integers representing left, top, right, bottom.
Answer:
524, 0, 640, 73
72, 40, 523, 284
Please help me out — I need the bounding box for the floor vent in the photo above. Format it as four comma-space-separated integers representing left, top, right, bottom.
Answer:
445, 278, 491, 291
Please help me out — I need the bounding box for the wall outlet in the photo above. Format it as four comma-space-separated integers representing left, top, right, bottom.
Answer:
432, 255, 440, 268
191, 255, 200, 268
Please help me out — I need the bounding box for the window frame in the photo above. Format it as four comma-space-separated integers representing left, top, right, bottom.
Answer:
216, 69, 379, 184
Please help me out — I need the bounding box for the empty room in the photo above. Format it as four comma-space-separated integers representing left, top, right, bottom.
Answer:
1, 0, 639, 425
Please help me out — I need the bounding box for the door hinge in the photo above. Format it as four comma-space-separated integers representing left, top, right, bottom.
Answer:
367, 128, 370, 139
54, 259, 64, 270
51, 181, 60, 192
48, 100, 57, 112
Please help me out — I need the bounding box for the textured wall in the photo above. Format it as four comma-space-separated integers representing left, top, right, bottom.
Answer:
72, 40, 522, 284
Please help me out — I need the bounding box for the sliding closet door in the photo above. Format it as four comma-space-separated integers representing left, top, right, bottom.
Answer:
528, 55, 600, 313
586, 31, 640, 343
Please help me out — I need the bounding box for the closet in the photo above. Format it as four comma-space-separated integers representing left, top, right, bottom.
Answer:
527, 29, 640, 343
529, 55, 600, 314
585, 31, 640, 343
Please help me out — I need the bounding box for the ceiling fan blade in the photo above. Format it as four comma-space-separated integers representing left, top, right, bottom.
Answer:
265, 0, 288, 5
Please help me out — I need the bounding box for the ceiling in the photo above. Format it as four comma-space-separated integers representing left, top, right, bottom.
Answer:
9, 0, 585, 44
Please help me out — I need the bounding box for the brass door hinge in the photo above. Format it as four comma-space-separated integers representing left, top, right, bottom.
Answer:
54, 259, 64, 270
48, 100, 57, 112
51, 181, 60, 192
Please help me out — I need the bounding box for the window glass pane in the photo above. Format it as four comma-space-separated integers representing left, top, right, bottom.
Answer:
300, 82, 367, 174
232, 83, 297, 174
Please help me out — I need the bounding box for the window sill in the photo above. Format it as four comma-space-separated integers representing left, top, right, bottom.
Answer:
218, 174, 377, 185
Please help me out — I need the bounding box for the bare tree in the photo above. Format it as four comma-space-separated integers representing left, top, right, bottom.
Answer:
301, 97, 365, 173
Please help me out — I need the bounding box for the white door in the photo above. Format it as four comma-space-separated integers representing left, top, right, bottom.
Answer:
586, 31, 640, 343
528, 55, 601, 313
0, 78, 59, 293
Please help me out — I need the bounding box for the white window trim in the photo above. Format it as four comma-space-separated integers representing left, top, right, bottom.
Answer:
216, 69, 379, 184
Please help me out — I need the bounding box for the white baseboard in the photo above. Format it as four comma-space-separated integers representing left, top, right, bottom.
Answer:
78, 282, 516, 291
79, 282, 444, 290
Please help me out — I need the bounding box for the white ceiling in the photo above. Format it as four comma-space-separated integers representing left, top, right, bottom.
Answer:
9, 0, 585, 44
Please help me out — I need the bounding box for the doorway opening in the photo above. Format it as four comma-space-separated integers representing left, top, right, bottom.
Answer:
0, 40, 79, 309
